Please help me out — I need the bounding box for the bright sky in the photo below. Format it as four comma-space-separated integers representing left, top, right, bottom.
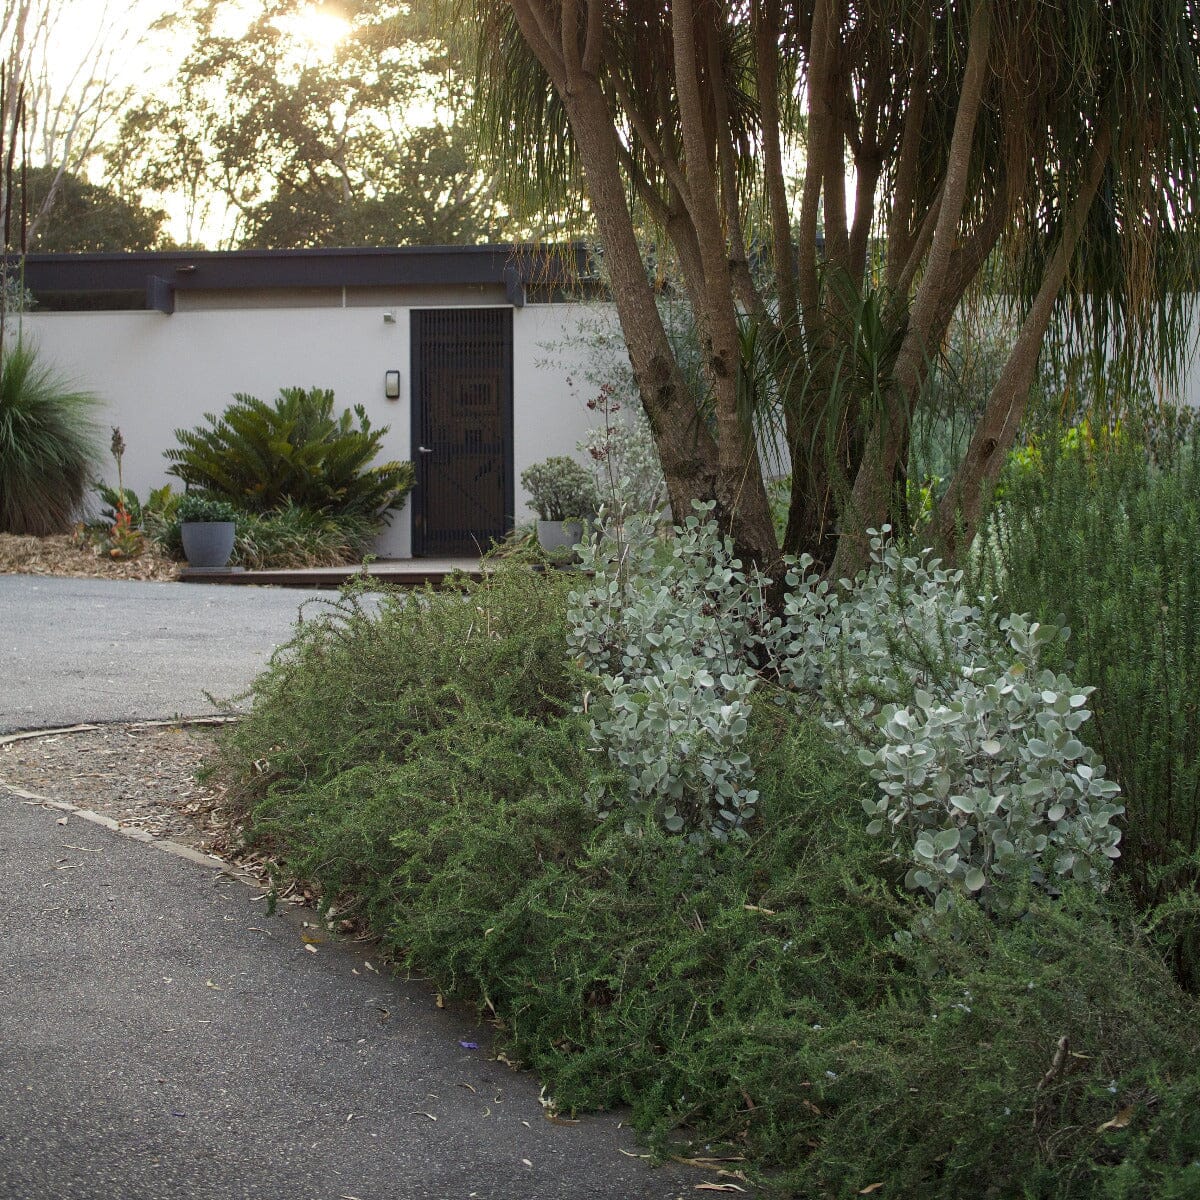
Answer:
40, 0, 355, 244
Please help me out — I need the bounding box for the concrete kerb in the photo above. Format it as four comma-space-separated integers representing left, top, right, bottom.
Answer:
0, 716, 248, 879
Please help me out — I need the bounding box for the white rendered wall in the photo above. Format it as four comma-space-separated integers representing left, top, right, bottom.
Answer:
17, 301, 623, 557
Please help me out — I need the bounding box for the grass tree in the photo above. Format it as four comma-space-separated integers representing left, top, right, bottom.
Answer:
455, 0, 1200, 576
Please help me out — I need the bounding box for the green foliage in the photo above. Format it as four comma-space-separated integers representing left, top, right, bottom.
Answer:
571, 504, 1119, 901
177, 495, 238, 524
570, 507, 769, 840
977, 424, 1200, 988
520, 455, 598, 522
780, 536, 1123, 907
217, 563, 581, 833
231, 504, 377, 570
577, 382, 667, 519
216, 614, 1200, 1199
165, 387, 414, 520
15, 166, 166, 252
92, 483, 180, 536
120, 0, 499, 248
0, 341, 100, 535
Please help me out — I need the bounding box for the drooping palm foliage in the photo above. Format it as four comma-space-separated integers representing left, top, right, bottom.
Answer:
0, 339, 100, 535
456, 0, 1200, 573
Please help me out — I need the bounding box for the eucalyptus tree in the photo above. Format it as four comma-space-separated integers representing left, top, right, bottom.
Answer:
463, 0, 1200, 575
0, 0, 141, 250
120, 0, 499, 249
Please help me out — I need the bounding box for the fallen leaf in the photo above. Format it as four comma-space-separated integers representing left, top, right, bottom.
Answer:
619, 1150, 651, 1160
409, 1111, 437, 1122
435, 993, 445, 1008
742, 903, 777, 916
695, 1185, 746, 1194
457, 1082, 477, 1094
1098, 1105, 1135, 1133
859, 1186, 886, 1195
205, 979, 221, 990
304, 944, 318, 954
521, 1159, 532, 1168
55, 816, 68, 826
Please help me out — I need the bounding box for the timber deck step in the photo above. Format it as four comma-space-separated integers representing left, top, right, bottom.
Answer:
179, 558, 485, 589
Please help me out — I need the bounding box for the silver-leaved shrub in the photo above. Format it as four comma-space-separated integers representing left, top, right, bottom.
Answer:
569, 512, 1124, 907
568, 506, 770, 840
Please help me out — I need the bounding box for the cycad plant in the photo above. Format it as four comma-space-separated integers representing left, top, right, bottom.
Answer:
0, 340, 101, 535
164, 386, 413, 520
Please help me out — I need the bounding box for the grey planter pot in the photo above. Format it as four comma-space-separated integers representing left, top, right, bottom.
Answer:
180, 521, 236, 569
536, 519, 585, 553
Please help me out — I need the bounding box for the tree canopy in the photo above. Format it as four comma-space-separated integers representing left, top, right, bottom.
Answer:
14, 166, 165, 251
119, 0, 500, 248
462, 0, 1200, 574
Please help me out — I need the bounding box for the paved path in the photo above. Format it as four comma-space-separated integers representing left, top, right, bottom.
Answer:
0, 576, 330, 732
0, 576, 706, 1199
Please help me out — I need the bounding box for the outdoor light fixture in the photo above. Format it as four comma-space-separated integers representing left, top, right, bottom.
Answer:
383, 310, 397, 324
384, 370, 401, 399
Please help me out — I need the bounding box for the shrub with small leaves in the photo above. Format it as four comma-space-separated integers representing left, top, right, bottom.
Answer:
521, 455, 599, 522
569, 506, 771, 840
775, 534, 1123, 906
577, 383, 667, 519
859, 616, 1123, 910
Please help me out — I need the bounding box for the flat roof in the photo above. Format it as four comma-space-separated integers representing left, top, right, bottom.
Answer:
20, 244, 594, 312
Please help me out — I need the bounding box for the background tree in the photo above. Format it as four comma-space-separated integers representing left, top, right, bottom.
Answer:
462, 0, 1200, 576
1, 0, 147, 249
12, 165, 164, 250
119, 0, 501, 249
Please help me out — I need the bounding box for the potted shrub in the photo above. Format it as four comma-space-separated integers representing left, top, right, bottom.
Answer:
521, 456, 598, 552
178, 495, 239, 569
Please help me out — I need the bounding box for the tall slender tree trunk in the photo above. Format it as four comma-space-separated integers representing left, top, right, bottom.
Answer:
934, 122, 1113, 560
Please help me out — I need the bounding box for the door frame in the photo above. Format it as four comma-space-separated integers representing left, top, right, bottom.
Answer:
409, 306, 515, 558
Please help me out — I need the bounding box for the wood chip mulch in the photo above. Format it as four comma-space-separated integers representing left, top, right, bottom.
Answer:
0, 723, 238, 859
0, 533, 180, 582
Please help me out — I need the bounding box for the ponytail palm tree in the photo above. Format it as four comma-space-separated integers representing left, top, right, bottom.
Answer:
454, 0, 1200, 576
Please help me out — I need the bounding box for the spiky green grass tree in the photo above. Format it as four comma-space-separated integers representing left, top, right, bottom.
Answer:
0, 340, 100, 536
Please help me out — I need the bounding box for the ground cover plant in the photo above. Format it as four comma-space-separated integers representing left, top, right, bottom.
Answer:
215, 553, 1200, 1197
975, 419, 1200, 989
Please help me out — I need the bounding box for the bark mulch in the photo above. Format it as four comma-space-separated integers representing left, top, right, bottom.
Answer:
0, 532, 180, 582
0, 723, 234, 859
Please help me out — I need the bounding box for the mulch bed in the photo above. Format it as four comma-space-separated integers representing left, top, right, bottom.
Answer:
0, 532, 180, 582
0, 723, 231, 855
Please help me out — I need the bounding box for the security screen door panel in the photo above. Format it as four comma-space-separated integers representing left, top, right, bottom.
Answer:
411, 308, 513, 556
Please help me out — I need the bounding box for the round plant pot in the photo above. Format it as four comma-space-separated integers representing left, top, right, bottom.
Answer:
536, 519, 584, 553
180, 520, 236, 569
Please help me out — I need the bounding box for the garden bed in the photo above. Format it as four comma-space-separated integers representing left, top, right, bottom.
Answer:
0, 533, 179, 582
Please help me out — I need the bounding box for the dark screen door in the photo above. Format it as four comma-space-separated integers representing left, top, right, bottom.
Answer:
410, 308, 513, 556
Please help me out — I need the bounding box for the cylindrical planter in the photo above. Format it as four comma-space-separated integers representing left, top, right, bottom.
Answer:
180, 520, 236, 569
536, 519, 584, 553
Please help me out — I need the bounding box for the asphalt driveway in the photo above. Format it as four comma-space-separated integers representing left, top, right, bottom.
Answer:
0, 575, 329, 732
0, 575, 711, 1198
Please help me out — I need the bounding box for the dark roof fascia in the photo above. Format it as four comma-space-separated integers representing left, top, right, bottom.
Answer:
22, 244, 592, 311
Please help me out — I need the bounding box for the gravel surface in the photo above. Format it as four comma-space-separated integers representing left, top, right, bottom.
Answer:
0, 722, 231, 856
0, 574, 326, 733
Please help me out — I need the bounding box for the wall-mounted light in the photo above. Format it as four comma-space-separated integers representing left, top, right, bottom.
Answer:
384, 370, 400, 399
382, 310, 397, 324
